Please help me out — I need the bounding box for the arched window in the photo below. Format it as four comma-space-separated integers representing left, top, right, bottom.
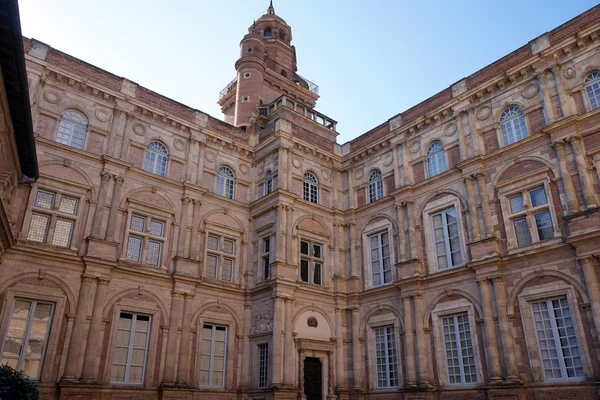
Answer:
56, 109, 88, 149
500, 106, 528, 146
426, 141, 447, 178
585, 71, 600, 110
368, 170, 383, 203
144, 141, 168, 177
264, 27, 272, 37
217, 166, 236, 200
281, 69, 287, 78
265, 171, 273, 195
303, 172, 319, 204
279, 30, 286, 41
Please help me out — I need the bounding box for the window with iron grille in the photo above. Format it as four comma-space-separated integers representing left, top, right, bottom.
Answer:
205, 234, 236, 281
531, 297, 584, 381
585, 71, 600, 111
368, 170, 384, 203
441, 313, 477, 385
500, 106, 528, 146
300, 239, 323, 285
431, 207, 462, 270
258, 343, 269, 388
217, 166, 236, 200
110, 312, 151, 385
26, 189, 79, 249
303, 172, 319, 204
0, 299, 54, 380
55, 109, 88, 150
427, 141, 447, 178
507, 185, 554, 247
125, 214, 166, 267
262, 237, 270, 280
144, 141, 169, 177
374, 325, 398, 388
199, 324, 228, 388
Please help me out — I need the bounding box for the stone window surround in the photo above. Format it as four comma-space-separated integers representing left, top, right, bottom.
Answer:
0, 286, 66, 383
517, 281, 592, 383
256, 341, 270, 389
195, 313, 237, 390
102, 299, 161, 387
492, 102, 539, 149
422, 194, 468, 274
260, 170, 278, 197
496, 171, 560, 253
249, 337, 272, 389
296, 226, 329, 287
202, 221, 243, 284
120, 199, 172, 268
364, 312, 403, 390
20, 181, 86, 252
254, 223, 274, 285
430, 298, 484, 387
574, 66, 600, 112
361, 218, 397, 288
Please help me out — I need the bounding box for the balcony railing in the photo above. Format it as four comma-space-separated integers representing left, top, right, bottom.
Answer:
258, 95, 336, 131
219, 77, 237, 100
264, 57, 319, 95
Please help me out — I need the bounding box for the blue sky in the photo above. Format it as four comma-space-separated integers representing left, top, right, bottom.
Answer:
18, 0, 598, 143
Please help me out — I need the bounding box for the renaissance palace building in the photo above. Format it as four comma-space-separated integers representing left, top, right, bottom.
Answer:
1, 2, 600, 400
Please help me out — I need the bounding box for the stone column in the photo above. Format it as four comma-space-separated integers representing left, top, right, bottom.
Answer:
196, 141, 205, 185
477, 279, 502, 383
349, 223, 358, 277
63, 275, 97, 380
279, 147, 288, 191
553, 65, 574, 117
163, 291, 184, 383
458, 110, 473, 158
335, 308, 345, 389
188, 200, 202, 260
414, 293, 430, 385
240, 302, 252, 388
475, 173, 494, 238
105, 175, 124, 241
401, 141, 414, 185
286, 206, 293, 264
276, 205, 286, 264
176, 294, 194, 384
176, 197, 191, 258
119, 113, 134, 160
271, 295, 284, 386
402, 296, 417, 386
491, 277, 519, 381
332, 223, 341, 277
456, 117, 467, 161
540, 70, 556, 124
185, 137, 196, 183
393, 143, 402, 189
81, 278, 109, 380
467, 108, 483, 155
395, 203, 407, 263
107, 109, 124, 156
553, 140, 580, 214
90, 172, 111, 239
465, 176, 482, 242
569, 136, 598, 209
580, 257, 600, 338
351, 307, 362, 388
283, 298, 294, 385
407, 201, 420, 260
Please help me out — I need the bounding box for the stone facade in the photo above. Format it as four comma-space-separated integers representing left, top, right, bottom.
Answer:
1, 3, 600, 400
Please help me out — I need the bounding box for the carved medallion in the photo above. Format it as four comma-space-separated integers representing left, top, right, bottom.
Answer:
522, 82, 539, 99
132, 123, 146, 136
321, 168, 330, 180
240, 164, 249, 175
174, 138, 185, 151
354, 168, 363, 180
443, 121, 457, 136
95, 108, 110, 122
205, 151, 216, 162
383, 151, 393, 167
307, 317, 318, 328
409, 139, 421, 154
476, 105, 491, 121
257, 161, 264, 176
563, 66, 575, 79
43, 90, 60, 104
292, 157, 301, 169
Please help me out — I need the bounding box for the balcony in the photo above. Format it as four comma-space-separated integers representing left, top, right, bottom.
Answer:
264, 57, 319, 95
219, 77, 238, 100
258, 95, 336, 131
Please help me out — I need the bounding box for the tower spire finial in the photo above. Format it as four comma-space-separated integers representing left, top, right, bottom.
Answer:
267, 0, 275, 15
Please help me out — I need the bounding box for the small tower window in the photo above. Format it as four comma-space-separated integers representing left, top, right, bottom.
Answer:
243, 72, 251, 79
264, 27, 272, 37
279, 30, 286, 41
281, 70, 287, 78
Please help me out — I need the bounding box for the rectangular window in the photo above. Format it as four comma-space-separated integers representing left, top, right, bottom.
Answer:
125, 214, 166, 267
531, 297, 584, 380
262, 237, 270, 280
205, 234, 237, 281
507, 186, 554, 247
369, 231, 392, 286
110, 312, 151, 385
300, 240, 324, 285
374, 326, 398, 388
432, 207, 462, 270
199, 324, 228, 388
258, 343, 269, 388
26, 190, 79, 248
441, 313, 477, 385
0, 299, 54, 380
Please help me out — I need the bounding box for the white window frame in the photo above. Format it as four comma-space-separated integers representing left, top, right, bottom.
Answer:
0, 299, 55, 380
499, 106, 529, 146
199, 324, 228, 388
124, 213, 167, 267
261, 237, 271, 280
517, 282, 590, 383
368, 230, 393, 287
257, 343, 269, 388
25, 187, 81, 250
204, 233, 237, 282
426, 140, 447, 178
431, 207, 462, 271
423, 195, 467, 274
144, 141, 169, 177
430, 299, 483, 387
110, 311, 151, 385
373, 325, 399, 389
264, 171, 274, 195
368, 170, 384, 203
303, 172, 319, 204
584, 70, 600, 111
299, 239, 324, 285
55, 109, 88, 150
216, 166, 236, 200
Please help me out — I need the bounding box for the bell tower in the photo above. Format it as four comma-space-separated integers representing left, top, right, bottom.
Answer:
218, 1, 320, 129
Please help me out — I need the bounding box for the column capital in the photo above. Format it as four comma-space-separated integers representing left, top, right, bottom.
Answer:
97, 277, 111, 286
81, 275, 97, 284
193, 199, 202, 206
181, 196, 191, 205
112, 175, 124, 184
552, 139, 567, 149
491, 276, 505, 284
171, 291, 186, 299
579, 256, 597, 267
395, 202, 407, 210
100, 171, 112, 182
183, 293, 195, 300
400, 200, 413, 207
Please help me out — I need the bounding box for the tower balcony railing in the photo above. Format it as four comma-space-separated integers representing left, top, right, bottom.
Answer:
259, 95, 336, 131
219, 77, 238, 100
264, 57, 319, 95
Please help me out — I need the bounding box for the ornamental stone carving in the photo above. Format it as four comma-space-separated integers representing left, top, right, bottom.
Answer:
257, 161, 264, 176
240, 164, 249, 175
353, 168, 363, 180
476, 105, 491, 120
409, 139, 420, 154
522, 82, 539, 99
292, 157, 301, 169
383, 151, 394, 167
443, 121, 457, 136
174, 138, 185, 151
250, 313, 273, 334
94, 108, 110, 122
307, 317, 318, 328
563, 66, 575, 79
205, 150, 216, 162
133, 123, 146, 136
43, 90, 60, 104
321, 168, 330, 180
